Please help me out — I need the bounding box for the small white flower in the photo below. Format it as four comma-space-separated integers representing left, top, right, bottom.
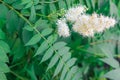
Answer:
65, 5, 86, 22
73, 15, 94, 37
57, 18, 70, 37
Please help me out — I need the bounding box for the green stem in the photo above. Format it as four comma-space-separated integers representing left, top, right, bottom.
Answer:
9, 61, 24, 69
39, 0, 58, 4
78, 39, 114, 49
36, 13, 48, 18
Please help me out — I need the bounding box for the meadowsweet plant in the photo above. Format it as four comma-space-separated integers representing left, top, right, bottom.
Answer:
57, 6, 116, 37
0, 0, 120, 80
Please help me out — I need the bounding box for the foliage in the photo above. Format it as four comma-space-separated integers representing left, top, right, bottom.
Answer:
0, 0, 120, 80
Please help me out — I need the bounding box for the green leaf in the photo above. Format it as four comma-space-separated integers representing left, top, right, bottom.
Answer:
62, 52, 71, 62
0, 62, 10, 73
65, 66, 79, 80
47, 54, 59, 71
35, 34, 57, 56
58, 0, 66, 9
91, 0, 95, 9
41, 4, 47, 15
24, 1, 33, 9
110, 0, 119, 17
12, 38, 25, 62
35, 41, 49, 56
33, 0, 39, 5
60, 66, 68, 80
53, 42, 67, 50
58, 47, 70, 56
26, 65, 37, 80
100, 58, 119, 68
60, 53, 72, 80
0, 50, 8, 62
21, 9, 30, 16
35, 5, 42, 10
99, 43, 114, 58
49, 3, 56, 12
66, 58, 77, 67
23, 25, 33, 31
30, 5, 36, 21
41, 28, 53, 36
0, 40, 9, 63
21, 0, 31, 5
72, 70, 82, 80
0, 73, 7, 80
0, 4, 8, 19
12, 1, 24, 10
0, 29, 5, 40
104, 68, 120, 80
6, 10, 19, 34
41, 47, 54, 63
46, 34, 58, 45
53, 59, 64, 77
65, 0, 71, 8
85, 0, 91, 9
0, 40, 10, 53
25, 34, 41, 46
22, 29, 33, 44
35, 19, 48, 28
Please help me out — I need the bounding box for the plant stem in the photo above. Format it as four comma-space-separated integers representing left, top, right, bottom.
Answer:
78, 39, 114, 48
39, 0, 58, 4
36, 13, 48, 18
9, 61, 24, 69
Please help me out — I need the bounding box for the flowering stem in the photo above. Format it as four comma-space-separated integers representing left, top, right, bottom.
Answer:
39, 0, 58, 4
36, 13, 48, 18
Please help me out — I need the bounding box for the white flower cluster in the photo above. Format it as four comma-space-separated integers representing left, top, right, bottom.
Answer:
65, 5, 87, 22
73, 13, 116, 37
57, 5, 116, 37
57, 18, 70, 37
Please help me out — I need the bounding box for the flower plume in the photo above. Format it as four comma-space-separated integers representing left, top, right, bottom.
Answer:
57, 18, 70, 37
56, 5, 116, 37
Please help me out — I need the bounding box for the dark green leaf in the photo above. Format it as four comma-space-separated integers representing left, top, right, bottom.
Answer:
0, 29, 5, 40
6, 10, 19, 34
